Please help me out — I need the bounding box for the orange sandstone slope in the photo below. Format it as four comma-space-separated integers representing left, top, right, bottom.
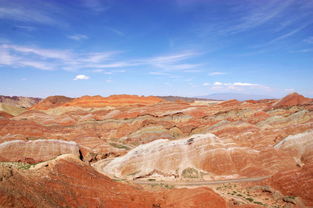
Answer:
0, 92, 312, 207
268, 161, 313, 207
0, 154, 228, 208
63, 95, 164, 107
31, 94, 165, 110
30, 95, 74, 110
272, 92, 312, 108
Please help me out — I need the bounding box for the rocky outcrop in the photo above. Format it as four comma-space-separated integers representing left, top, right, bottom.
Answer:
0, 139, 80, 163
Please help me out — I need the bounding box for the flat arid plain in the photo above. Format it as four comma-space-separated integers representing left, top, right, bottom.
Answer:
0, 93, 313, 208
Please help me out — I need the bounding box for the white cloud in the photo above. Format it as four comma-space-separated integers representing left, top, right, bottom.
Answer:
213, 82, 223, 86
209, 72, 226, 76
81, 0, 108, 13
208, 81, 269, 91
233, 82, 258, 86
212, 81, 259, 87
68, 34, 88, 41
202, 82, 210, 86
73, 74, 90, 80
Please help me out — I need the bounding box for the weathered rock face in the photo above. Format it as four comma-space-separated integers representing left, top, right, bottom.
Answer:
0, 95, 41, 108
275, 130, 313, 165
269, 162, 313, 206
0, 140, 80, 163
101, 133, 296, 180
0, 154, 228, 208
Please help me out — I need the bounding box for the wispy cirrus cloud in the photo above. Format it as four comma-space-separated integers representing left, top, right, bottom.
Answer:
104, 26, 125, 37
2, 44, 72, 60
68, 34, 88, 41
0, 43, 202, 75
0, 44, 118, 71
82, 51, 121, 63
86, 51, 201, 73
225, 0, 297, 34
209, 72, 226, 76
197, 0, 313, 44
149, 71, 171, 76
0, 1, 66, 27
14, 25, 36, 32
291, 48, 313, 53
0, 7, 56, 25
81, 0, 108, 13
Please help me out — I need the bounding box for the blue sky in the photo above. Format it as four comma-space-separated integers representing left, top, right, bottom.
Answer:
0, 0, 312, 98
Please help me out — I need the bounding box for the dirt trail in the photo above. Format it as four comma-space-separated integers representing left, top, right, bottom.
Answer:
132, 176, 270, 186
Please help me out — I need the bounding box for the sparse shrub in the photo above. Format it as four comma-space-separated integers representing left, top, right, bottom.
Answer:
254, 201, 265, 206
109, 142, 130, 150
246, 197, 254, 202
181, 167, 199, 178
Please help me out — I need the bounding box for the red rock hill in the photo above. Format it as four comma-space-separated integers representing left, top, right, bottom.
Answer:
272, 92, 312, 108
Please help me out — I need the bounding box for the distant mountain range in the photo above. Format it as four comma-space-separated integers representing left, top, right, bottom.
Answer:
199, 93, 276, 101
158, 96, 214, 102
